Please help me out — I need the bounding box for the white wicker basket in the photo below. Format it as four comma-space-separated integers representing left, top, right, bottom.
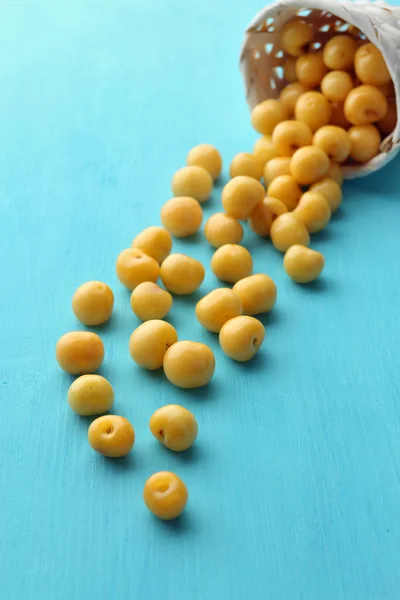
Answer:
240, 0, 400, 178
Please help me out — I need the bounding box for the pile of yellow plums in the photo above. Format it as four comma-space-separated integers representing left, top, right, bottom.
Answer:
55, 150, 277, 521
55, 18, 397, 521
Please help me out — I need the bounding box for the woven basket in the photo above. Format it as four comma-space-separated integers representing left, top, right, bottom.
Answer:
240, 0, 400, 178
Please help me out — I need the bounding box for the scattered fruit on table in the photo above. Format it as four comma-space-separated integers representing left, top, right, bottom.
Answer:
187, 144, 222, 180
161, 196, 203, 238
232, 274, 277, 316
56, 331, 104, 375
129, 320, 178, 370
219, 316, 265, 362
130, 282, 173, 321
149, 405, 198, 452
143, 471, 188, 520
160, 253, 205, 295
163, 341, 215, 389
88, 415, 135, 458
72, 281, 114, 326
204, 212, 244, 248
116, 248, 159, 290
68, 374, 114, 416
211, 244, 253, 283
132, 226, 172, 264
283, 245, 325, 284
172, 166, 213, 202
195, 288, 243, 333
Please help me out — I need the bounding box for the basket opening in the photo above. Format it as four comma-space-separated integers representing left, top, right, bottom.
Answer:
245, 7, 373, 104
241, 3, 400, 176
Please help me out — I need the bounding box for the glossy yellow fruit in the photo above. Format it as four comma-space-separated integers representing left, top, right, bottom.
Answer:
272, 120, 313, 156
56, 331, 104, 375
149, 405, 198, 452
283, 244, 325, 283
204, 212, 244, 248
72, 281, 114, 326
354, 42, 391, 86
130, 282, 173, 321
160, 253, 205, 295
171, 166, 213, 202
293, 191, 331, 233
229, 153, 263, 180
160, 196, 203, 238
270, 213, 310, 253
312, 125, 351, 163
309, 177, 343, 213
378, 101, 397, 135
219, 316, 265, 362
88, 415, 135, 458
195, 288, 243, 333
253, 136, 278, 164
330, 102, 352, 129
251, 99, 289, 135
322, 34, 357, 70
116, 248, 160, 291
295, 91, 332, 132
132, 226, 172, 264
327, 161, 344, 186
233, 274, 277, 316
344, 85, 388, 126
68, 374, 114, 416
248, 196, 288, 237
187, 144, 222, 180
143, 471, 188, 520
283, 56, 298, 82
267, 174, 302, 211
163, 341, 215, 389
129, 320, 178, 370
280, 18, 313, 57
348, 124, 381, 163
321, 70, 353, 103
295, 52, 327, 88
290, 146, 329, 185
279, 82, 307, 115
263, 156, 291, 186
221, 176, 265, 220
211, 244, 253, 283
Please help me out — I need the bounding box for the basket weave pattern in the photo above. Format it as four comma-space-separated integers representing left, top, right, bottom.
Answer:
240, 0, 400, 178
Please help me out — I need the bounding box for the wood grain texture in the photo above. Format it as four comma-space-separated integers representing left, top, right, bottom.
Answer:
1, 1, 400, 599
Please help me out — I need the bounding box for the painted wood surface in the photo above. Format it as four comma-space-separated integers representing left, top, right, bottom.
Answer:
1, 1, 400, 599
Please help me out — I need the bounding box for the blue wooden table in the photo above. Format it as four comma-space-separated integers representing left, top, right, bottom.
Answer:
1, 1, 400, 598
